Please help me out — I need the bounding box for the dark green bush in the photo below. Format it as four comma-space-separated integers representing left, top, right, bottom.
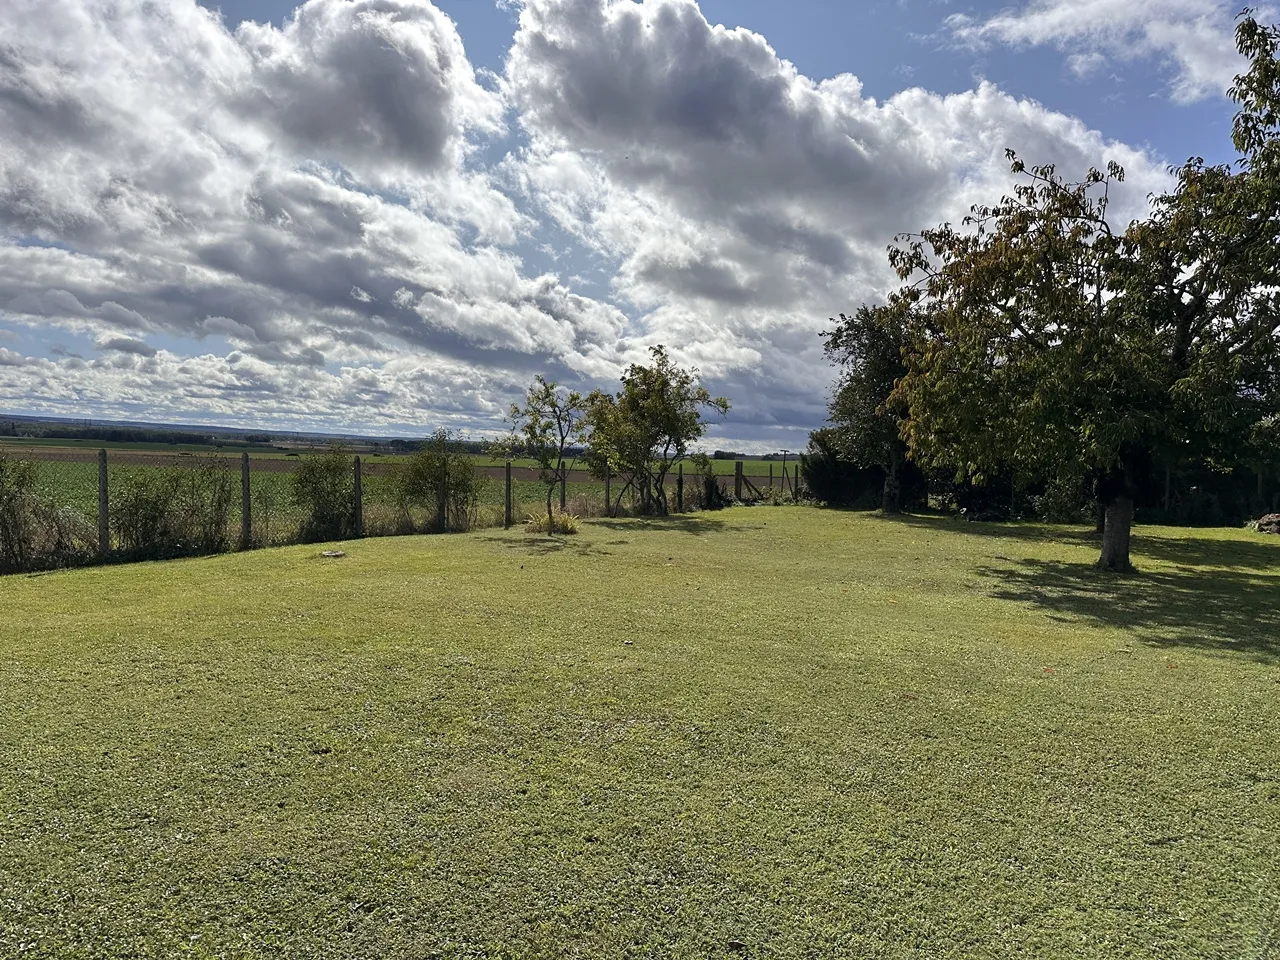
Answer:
799, 430, 883, 508
292, 447, 356, 543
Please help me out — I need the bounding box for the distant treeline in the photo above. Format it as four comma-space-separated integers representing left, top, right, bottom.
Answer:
0, 420, 276, 447
712, 450, 795, 461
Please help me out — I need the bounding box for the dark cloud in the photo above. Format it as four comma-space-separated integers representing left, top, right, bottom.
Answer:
98, 336, 158, 357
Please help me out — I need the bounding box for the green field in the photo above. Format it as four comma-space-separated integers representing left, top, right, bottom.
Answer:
1, 509, 1276, 958
1, 437, 785, 476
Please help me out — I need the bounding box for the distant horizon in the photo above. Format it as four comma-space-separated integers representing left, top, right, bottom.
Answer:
0, 410, 798, 456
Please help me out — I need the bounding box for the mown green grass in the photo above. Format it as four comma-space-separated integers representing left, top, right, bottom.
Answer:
1, 510, 1277, 958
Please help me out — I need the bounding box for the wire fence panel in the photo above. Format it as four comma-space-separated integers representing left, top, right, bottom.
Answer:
1, 447, 775, 575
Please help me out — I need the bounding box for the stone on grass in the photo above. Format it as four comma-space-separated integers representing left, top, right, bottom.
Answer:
1251, 514, 1280, 534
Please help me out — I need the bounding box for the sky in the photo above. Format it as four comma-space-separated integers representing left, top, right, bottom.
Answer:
0, 0, 1259, 450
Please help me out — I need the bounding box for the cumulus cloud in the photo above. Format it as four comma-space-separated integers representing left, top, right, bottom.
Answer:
504, 0, 1172, 438
0, 0, 631, 428
0, 0, 1179, 448
946, 0, 1252, 103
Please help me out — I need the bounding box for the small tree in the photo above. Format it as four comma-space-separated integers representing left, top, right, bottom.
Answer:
398, 429, 481, 533
508, 377, 588, 533
823, 305, 911, 513
587, 346, 729, 516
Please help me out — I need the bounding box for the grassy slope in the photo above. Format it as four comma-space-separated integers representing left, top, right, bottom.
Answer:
1, 510, 1277, 959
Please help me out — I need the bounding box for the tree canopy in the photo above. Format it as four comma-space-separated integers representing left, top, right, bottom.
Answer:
586, 346, 729, 516
878, 12, 1280, 570
823, 305, 911, 513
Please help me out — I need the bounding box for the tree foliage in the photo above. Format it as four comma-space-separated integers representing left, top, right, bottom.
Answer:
586, 346, 729, 516
884, 12, 1280, 570
823, 305, 911, 512
397, 429, 481, 533
507, 376, 588, 532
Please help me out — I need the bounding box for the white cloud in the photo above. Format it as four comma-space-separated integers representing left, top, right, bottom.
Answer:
946, 0, 1252, 103
504, 0, 1172, 439
0, 0, 1178, 448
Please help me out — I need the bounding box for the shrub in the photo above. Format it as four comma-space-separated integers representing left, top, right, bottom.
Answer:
799, 430, 883, 508
291, 447, 356, 543
0, 454, 96, 573
0, 454, 42, 572
395, 430, 482, 533
525, 509, 581, 534
113, 463, 234, 559
696, 471, 737, 514
1033, 474, 1094, 523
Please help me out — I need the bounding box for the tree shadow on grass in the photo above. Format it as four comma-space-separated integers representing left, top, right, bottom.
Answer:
476, 535, 613, 558
585, 516, 763, 536
976, 558, 1280, 664
885, 512, 1280, 572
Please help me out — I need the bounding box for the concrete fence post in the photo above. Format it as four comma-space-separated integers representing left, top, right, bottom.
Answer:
734, 461, 743, 501
677, 462, 684, 513
437, 462, 447, 533
353, 455, 363, 537
97, 448, 109, 558
241, 453, 252, 548
605, 466, 611, 518
504, 461, 513, 528
353, 456, 364, 537
770, 462, 774, 490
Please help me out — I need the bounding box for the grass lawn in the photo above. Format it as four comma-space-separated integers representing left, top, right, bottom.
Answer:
1, 509, 1277, 958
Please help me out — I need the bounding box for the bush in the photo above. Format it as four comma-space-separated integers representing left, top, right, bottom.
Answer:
525, 510, 581, 534
0, 453, 40, 572
394, 430, 482, 533
682, 467, 731, 511
113, 463, 234, 560
292, 447, 356, 543
0, 454, 96, 573
799, 431, 882, 508
1033, 474, 1094, 523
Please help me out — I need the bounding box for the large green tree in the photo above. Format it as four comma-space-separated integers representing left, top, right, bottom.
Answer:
886, 12, 1280, 571
823, 304, 911, 513
586, 346, 729, 516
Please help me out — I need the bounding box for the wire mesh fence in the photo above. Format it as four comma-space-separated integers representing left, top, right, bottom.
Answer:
0, 446, 799, 575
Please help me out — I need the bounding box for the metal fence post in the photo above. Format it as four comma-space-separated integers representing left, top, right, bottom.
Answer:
504, 461, 513, 528
677, 463, 684, 513
241, 452, 252, 548
97, 449, 109, 558
734, 461, 743, 501
353, 456, 364, 537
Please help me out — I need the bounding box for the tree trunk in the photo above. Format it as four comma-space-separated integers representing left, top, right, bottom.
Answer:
881, 451, 902, 515
546, 484, 554, 533
1094, 501, 1106, 534
1097, 496, 1134, 572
